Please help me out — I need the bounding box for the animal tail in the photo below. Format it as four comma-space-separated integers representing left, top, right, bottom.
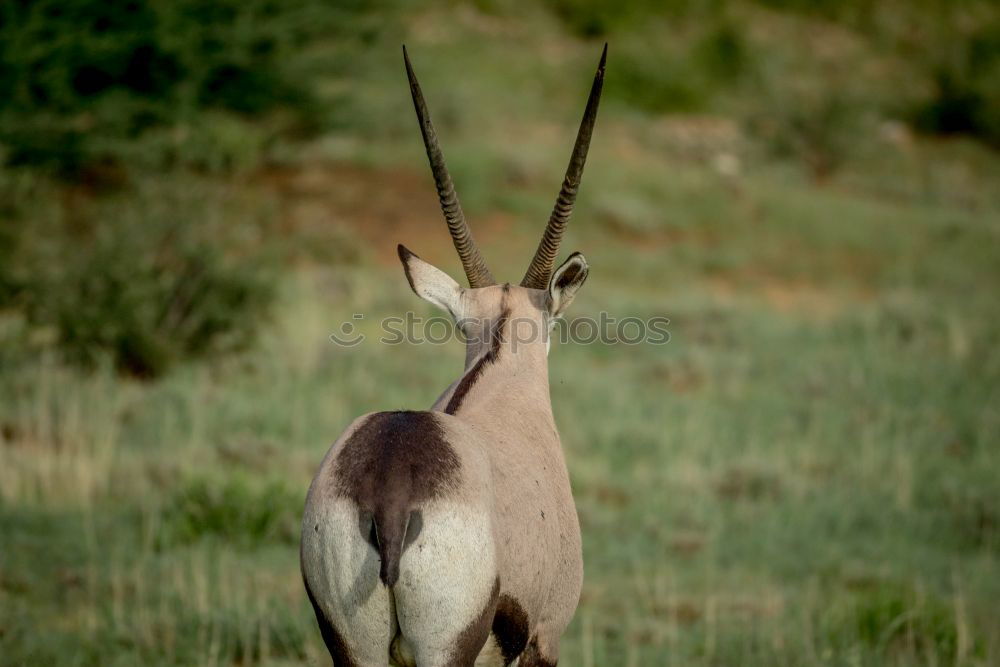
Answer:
374, 504, 410, 587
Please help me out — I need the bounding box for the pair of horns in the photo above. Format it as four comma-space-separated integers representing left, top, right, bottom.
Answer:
403, 44, 606, 289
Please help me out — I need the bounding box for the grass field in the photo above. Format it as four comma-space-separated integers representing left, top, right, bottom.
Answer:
2, 1, 999, 665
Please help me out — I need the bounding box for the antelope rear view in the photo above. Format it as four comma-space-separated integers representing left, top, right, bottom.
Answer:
301, 45, 607, 667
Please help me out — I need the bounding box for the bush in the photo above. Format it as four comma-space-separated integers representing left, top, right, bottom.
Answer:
910, 24, 1000, 147
546, 0, 633, 37
0, 0, 330, 175
47, 238, 270, 379
606, 44, 711, 114
0, 177, 275, 378
544, 0, 708, 37
695, 20, 750, 83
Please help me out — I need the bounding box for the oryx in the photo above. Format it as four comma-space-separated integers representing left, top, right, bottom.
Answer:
301, 45, 606, 667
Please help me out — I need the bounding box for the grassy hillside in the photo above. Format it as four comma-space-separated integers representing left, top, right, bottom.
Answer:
1, 1, 999, 665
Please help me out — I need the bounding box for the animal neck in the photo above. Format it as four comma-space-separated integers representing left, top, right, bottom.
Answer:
435, 318, 555, 429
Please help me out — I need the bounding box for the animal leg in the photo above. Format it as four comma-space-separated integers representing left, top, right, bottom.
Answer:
393, 502, 499, 666
302, 500, 395, 665
517, 636, 558, 667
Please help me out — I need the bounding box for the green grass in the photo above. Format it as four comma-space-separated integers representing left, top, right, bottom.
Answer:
2, 1, 1000, 665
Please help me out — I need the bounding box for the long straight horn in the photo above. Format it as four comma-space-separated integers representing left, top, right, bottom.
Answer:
403, 46, 495, 288
521, 44, 606, 289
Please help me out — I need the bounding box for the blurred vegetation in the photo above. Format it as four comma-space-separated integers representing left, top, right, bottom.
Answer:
1, 0, 999, 665
911, 23, 1000, 147
0, 174, 277, 377
160, 475, 300, 547
0, 0, 330, 174
0, 0, 393, 376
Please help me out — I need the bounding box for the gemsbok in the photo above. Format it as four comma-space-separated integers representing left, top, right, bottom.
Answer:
301, 45, 607, 666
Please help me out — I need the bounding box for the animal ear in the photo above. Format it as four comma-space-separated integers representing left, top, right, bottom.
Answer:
547, 252, 589, 318
398, 245, 462, 315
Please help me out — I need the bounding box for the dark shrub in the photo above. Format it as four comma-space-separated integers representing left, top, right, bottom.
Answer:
1, 179, 276, 378
911, 28, 1000, 147
0, 0, 329, 174
44, 236, 271, 378
605, 44, 710, 114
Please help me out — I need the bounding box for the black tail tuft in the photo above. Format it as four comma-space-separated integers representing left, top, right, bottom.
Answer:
374, 507, 408, 587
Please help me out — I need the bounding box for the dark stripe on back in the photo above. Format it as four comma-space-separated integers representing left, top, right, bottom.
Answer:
444, 301, 511, 415
491, 593, 530, 663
